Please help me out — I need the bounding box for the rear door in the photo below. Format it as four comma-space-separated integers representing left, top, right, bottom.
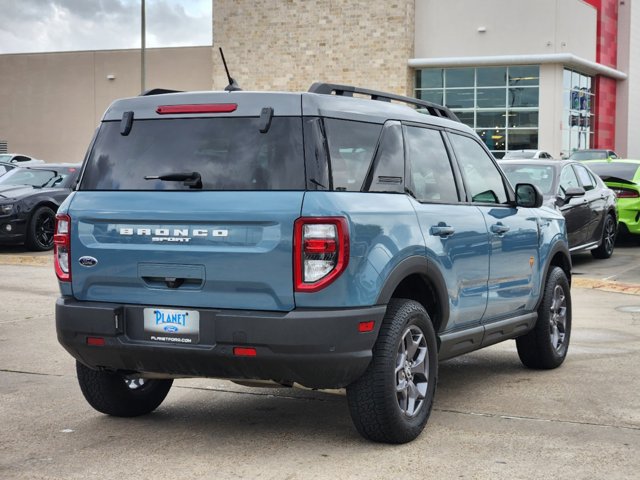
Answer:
404, 125, 490, 331
69, 113, 306, 312
573, 163, 606, 246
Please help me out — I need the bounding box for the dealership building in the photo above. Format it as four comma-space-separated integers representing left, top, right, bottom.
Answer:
0, 0, 638, 162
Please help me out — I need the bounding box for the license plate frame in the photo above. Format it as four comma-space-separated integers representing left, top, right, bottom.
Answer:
143, 307, 200, 344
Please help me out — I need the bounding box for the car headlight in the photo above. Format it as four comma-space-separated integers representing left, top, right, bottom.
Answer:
0, 204, 13, 215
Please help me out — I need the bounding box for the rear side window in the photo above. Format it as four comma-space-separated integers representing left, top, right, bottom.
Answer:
81, 117, 305, 191
404, 126, 458, 203
324, 119, 382, 191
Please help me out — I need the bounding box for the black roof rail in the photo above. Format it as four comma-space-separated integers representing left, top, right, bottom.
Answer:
140, 88, 183, 96
308, 82, 460, 122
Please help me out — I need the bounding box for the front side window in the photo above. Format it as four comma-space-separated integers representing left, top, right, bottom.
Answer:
404, 126, 458, 203
559, 165, 580, 195
449, 134, 508, 204
81, 117, 305, 191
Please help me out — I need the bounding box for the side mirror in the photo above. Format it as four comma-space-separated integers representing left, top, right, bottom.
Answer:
515, 183, 543, 208
564, 186, 586, 198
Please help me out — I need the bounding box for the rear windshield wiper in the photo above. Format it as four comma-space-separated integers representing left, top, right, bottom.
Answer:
144, 172, 202, 189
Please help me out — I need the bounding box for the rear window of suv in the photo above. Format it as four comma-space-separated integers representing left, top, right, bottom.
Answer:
80, 117, 305, 191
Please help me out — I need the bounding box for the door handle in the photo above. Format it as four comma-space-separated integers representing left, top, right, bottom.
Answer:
491, 223, 510, 235
430, 224, 455, 237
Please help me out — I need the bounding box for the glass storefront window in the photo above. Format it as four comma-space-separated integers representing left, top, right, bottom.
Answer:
455, 111, 475, 128
446, 89, 474, 108
416, 89, 443, 105
561, 68, 595, 157
477, 88, 506, 108
446, 68, 474, 88
477, 111, 507, 129
414, 65, 540, 158
509, 87, 539, 107
509, 111, 538, 128
477, 67, 507, 87
416, 69, 443, 89
509, 66, 539, 86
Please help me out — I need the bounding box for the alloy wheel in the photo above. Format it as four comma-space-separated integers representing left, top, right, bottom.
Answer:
395, 325, 429, 417
549, 285, 568, 352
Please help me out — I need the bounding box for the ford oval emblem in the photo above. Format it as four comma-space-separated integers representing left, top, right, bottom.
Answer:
164, 325, 179, 333
78, 256, 98, 267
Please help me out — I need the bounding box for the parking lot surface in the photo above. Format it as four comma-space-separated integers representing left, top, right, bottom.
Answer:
1, 248, 639, 479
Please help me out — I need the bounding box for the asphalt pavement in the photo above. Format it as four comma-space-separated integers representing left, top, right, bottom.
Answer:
0, 245, 639, 479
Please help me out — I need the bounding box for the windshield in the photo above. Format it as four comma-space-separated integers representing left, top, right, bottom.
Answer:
586, 162, 639, 183
81, 118, 306, 191
0, 155, 11, 162
0, 168, 71, 188
500, 164, 555, 195
569, 151, 608, 160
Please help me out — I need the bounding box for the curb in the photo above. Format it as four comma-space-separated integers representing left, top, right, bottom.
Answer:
0, 255, 52, 267
572, 277, 640, 296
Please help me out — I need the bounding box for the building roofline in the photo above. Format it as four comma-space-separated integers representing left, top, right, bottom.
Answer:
0, 44, 212, 57
408, 53, 627, 80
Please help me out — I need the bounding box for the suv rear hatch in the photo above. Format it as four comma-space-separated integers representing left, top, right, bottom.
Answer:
67, 93, 305, 312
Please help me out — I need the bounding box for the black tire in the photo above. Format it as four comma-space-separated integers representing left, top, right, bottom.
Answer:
76, 361, 173, 417
25, 206, 56, 251
516, 267, 571, 369
346, 299, 438, 444
591, 214, 617, 259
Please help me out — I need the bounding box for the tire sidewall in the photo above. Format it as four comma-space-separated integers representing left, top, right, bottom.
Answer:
27, 206, 56, 251
537, 267, 572, 365
376, 301, 438, 438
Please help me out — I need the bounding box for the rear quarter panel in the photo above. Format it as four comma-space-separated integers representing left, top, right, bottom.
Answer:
296, 192, 424, 308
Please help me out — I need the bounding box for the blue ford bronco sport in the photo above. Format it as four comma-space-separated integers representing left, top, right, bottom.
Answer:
55, 83, 572, 444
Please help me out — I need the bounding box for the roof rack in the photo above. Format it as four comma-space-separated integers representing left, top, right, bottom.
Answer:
140, 88, 183, 96
308, 82, 460, 122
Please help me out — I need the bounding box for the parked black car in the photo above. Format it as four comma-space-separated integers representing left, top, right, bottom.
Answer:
0, 164, 80, 251
500, 159, 618, 258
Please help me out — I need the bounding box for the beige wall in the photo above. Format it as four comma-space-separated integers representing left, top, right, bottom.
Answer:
0, 47, 212, 163
212, 0, 415, 95
415, 0, 597, 61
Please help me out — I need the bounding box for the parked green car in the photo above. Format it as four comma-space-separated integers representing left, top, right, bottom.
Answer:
584, 159, 640, 236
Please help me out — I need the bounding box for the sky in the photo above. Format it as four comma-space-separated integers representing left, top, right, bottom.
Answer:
0, 0, 212, 54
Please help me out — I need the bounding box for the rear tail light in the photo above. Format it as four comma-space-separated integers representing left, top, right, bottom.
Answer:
294, 217, 349, 292
54, 214, 71, 282
613, 188, 639, 198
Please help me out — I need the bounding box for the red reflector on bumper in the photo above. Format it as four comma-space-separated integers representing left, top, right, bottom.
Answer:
86, 337, 105, 346
233, 347, 257, 357
358, 321, 375, 333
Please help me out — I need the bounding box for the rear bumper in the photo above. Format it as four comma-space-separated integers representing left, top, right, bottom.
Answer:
56, 297, 386, 389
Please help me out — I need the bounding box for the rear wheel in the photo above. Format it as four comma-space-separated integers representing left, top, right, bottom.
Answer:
516, 267, 571, 369
25, 206, 56, 251
76, 361, 173, 417
591, 214, 617, 259
346, 299, 437, 444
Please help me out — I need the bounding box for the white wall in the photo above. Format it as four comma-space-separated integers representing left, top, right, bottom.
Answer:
538, 63, 565, 158
415, 0, 597, 61
616, 0, 640, 158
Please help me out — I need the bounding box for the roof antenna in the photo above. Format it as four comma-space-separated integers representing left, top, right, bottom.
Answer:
219, 47, 242, 92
